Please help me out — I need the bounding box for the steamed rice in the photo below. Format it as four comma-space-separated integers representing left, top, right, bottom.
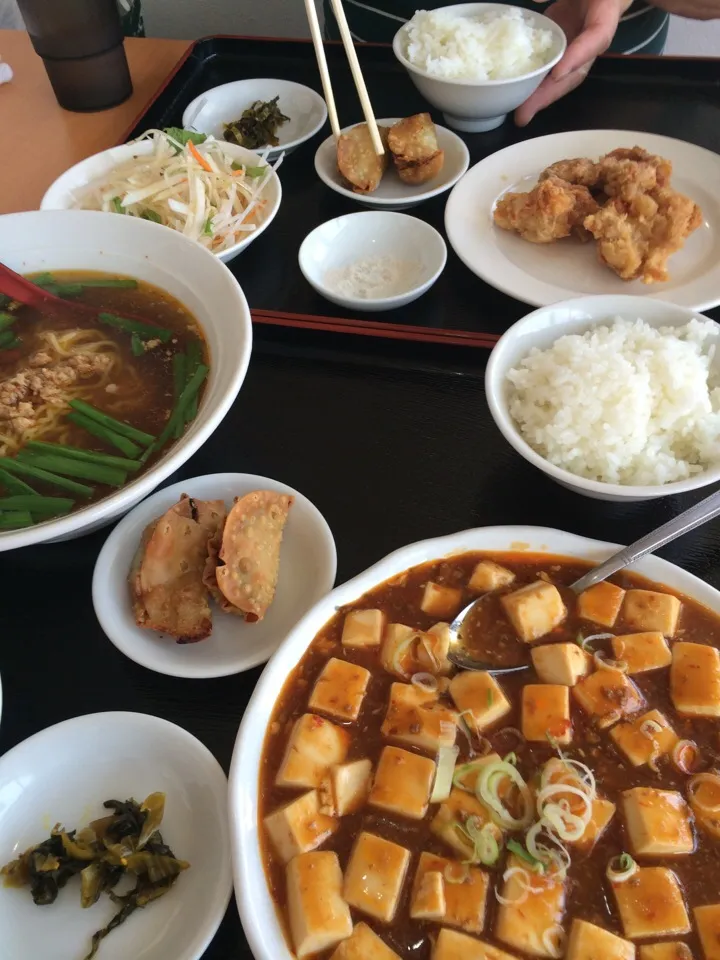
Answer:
402, 8, 555, 81
506, 318, 720, 486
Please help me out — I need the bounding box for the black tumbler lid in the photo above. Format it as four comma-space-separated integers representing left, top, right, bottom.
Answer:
43, 44, 133, 113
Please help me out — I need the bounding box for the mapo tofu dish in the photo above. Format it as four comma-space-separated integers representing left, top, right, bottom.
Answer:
259, 552, 720, 960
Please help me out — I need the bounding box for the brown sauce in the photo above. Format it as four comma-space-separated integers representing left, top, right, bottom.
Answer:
259, 552, 720, 959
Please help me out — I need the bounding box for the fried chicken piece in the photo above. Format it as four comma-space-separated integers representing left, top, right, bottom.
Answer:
540, 157, 601, 189
601, 146, 672, 186
493, 176, 600, 244
584, 186, 703, 283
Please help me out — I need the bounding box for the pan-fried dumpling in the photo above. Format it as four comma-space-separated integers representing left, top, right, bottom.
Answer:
129, 494, 226, 642
337, 123, 390, 194
210, 490, 293, 622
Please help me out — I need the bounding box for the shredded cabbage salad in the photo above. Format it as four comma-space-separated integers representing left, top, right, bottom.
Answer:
72, 128, 282, 254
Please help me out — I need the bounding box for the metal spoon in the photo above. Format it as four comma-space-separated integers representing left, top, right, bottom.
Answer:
447, 485, 720, 674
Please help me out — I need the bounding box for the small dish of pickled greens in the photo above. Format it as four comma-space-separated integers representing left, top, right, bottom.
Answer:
0, 712, 231, 960
223, 96, 290, 150
2, 793, 187, 959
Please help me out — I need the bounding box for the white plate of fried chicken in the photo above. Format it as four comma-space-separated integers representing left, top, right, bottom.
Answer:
445, 129, 720, 310
92, 473, 336, 678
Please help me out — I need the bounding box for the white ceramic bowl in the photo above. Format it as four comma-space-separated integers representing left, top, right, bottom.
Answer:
229, 523, 720, 960
93, 472, 337, 678
0, 210, 252, 550
314, 118, 469, 210
393, 3, 566, 132
0, 712, 232, 960
182, 77, 328, 157
40, 140, 282, 264
298, 211, 447, 312
485, 295, 720, 502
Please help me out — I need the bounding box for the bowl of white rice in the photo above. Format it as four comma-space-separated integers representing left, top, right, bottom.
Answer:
485, 296, 720, 502
393, 3, 566, 132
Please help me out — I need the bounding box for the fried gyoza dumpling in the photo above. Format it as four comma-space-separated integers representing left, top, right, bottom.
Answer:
388, 113, 444, 186
130, 494, 226, 642
337, 123, 390, 193
206, 491, 293, 622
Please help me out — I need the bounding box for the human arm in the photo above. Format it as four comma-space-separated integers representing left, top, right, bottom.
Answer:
649, 0, 720, 17
515, 0, 632, 126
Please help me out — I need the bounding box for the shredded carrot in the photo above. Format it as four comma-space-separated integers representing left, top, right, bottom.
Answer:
188, 140, 212, 173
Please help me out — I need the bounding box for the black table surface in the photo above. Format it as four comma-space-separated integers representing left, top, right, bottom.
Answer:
2, 335, 720, 958
127, 38, 720, 335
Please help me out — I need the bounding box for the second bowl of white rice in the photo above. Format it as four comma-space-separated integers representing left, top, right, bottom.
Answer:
485, 295, 720, 502
393, 3, 566, 132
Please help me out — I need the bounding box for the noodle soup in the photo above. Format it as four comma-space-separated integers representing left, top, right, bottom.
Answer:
0, 272, 208, 528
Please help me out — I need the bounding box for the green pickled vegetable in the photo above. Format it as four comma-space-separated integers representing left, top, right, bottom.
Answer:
223, 96, 289, 150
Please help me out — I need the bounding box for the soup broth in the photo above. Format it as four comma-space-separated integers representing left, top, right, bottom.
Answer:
260, 552, 720, 960
0, 271, 208, 524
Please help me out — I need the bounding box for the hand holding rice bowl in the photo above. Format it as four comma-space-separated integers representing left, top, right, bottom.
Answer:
393, 4, 566, 132
41, 131, 282, 264
485, 295, 720, 502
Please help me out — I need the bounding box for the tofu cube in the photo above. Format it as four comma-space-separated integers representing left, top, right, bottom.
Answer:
341, 608, 386, 648
572, 670, 645, 728
501, 581, 566, 643
410, 869, 446, 920
329, 922, 401, 960
573, 796, 616, 853
421, 581, 463, 619
433, 929, 522, 960
431, 786, 495, 858
495, 854, 566, 957
622, 589, 681, 636
695, 905, 720, 960
319, 758, 372, 817
609, 709, 677, 768
622, 787, 694, 856
449, 671, 511, 731
567, 919, 635, 960
671, 641, 720, 718
287, 851, 352, 958
381, 682, 457, 753
639, 945, 692, 960
264, 790, 337, 863
468, 560, 516, 593
413, 851, 489, 934
613, 633, 672, 675
611, 867, 690, 939
522, 684, 572, 744
578, 581, 626, 627
531, 643, 592, 686
276, 714, 350, 789
309, 657, 371, 722
343, 832, 410, 923
381, 623, 420, 679
369, 745, 436, 820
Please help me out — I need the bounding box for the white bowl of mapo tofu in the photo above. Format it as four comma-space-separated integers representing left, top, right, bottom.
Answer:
229, 524, 720, 960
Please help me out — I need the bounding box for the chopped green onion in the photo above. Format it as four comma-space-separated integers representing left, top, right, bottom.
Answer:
98, 312, 172, 343
606, 852, 637, 883
504, 752, 518, 766
0, 510, 34, 529
69, 277, 138, 289
0, 312, 16, 332
431, 745, 459, 803
16, 451, 126, 487
203, 216, 214, 236
68, 400, 155, 447
462, 819, 501, 866
112, 196, 124, 214
453, 760, 489, 793
141, 210, 162, 223
0, 495, 74, 514
26, 441, 141, 471
0, 458, 93, 497
31, 272, 55, 286
0, 330, 19, 349
131, 333, 145, 356
507, 839, 545, 873
66, 412, 142, 459
183, 340, 203, 423
142, 363, 208, 462
487, 690, 494, 707
0, 467, 37, 495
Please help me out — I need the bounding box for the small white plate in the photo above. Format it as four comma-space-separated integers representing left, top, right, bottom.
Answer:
299, 211, 447, 311
315, 118, 470, 210
445, 129, 720, 311
92, 473, 337, 678
0, 712, 231, 960
182, 78, 328, 157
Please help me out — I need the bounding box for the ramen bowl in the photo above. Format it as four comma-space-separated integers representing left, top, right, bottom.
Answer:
0, 209, 252, 552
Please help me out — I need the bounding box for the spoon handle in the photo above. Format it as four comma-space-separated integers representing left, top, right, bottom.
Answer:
571, 486, 720, 595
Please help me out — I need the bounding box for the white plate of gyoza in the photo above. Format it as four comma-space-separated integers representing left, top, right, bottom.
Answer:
92, 472, 336, 678
230, 523, 720, 960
